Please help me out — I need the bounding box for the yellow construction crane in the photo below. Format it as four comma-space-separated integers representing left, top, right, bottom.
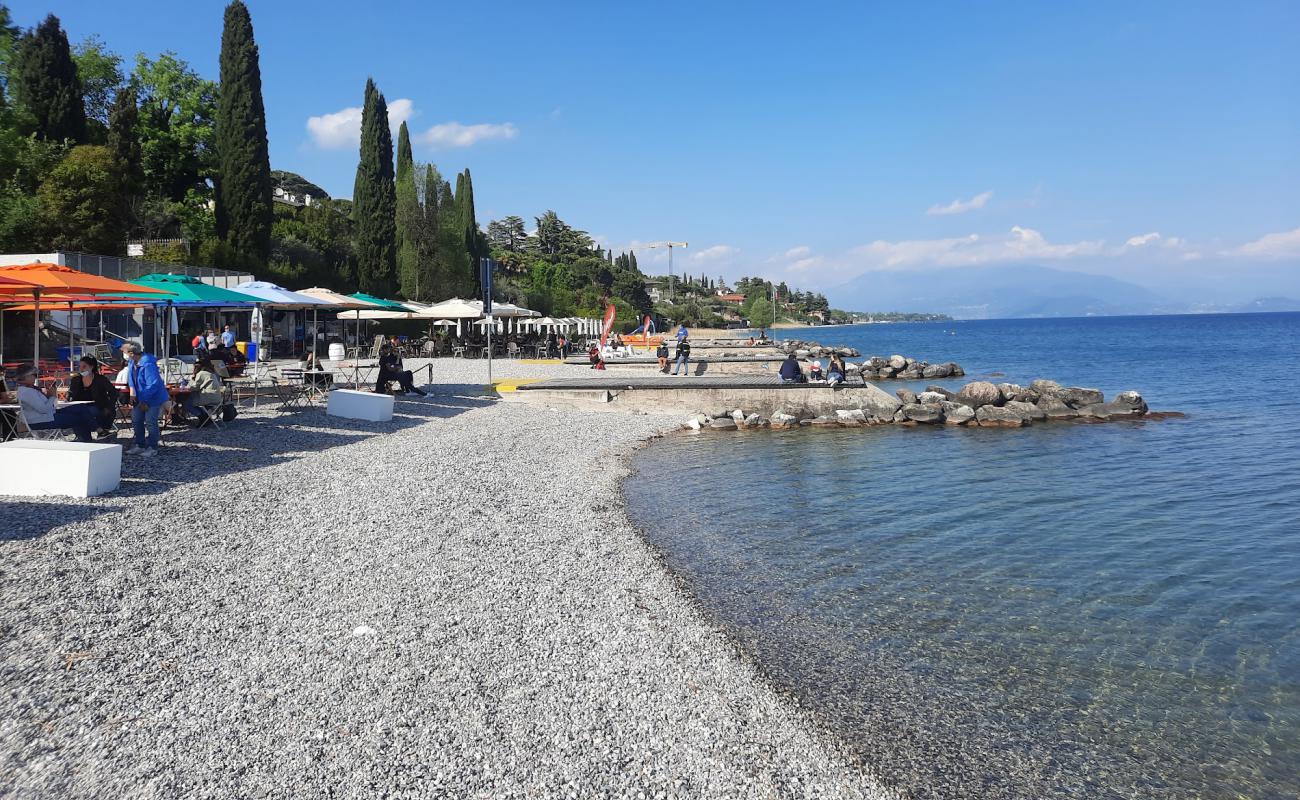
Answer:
645, 241, 688, 302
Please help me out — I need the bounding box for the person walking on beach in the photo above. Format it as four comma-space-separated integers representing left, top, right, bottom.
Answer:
672, 337, 692, 376
122, 341, 169, 457
656, 340, 670, 373
779, 352, 805, 383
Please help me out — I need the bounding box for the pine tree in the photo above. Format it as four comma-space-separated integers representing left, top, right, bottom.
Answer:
419, 163, 441, 299
14, 14, 85, 142
214, 1, 272, 264
395, 122, 420, 298
352, 78, 397, 295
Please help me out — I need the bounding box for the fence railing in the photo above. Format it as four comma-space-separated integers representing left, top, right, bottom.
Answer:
52, 251, 255, 288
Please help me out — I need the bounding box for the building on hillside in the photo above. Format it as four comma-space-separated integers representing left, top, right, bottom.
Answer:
273, 186, 315, 207
715, 292, 746, 304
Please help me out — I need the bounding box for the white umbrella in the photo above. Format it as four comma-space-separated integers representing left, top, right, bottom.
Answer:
431, 319, 456, 326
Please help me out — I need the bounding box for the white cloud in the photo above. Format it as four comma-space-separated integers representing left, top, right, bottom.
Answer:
851, 226, 1104, 270
783, 245, 811, 259
306, 98, 415, 149
690, 244, 739, 262
416, 121, 518, 149
926, 190, 993, 216
1126, 232, 1162, 247
788, 256, 824, 273
1233, 226, 1300, 259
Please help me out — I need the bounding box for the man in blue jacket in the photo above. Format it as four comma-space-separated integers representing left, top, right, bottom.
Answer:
122, 342, 170, 457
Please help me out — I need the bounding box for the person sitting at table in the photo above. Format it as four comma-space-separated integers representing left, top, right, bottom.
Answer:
122, 342, 170, 457
14, 364, 97, 442
299, 351, 323, 371
376, 344, 425, 396
68, 355, 119, 437
183, 358, 225, 426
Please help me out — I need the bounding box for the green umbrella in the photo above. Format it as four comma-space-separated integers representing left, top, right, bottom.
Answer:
122, 273, 262, 306
348, 292, 413, 311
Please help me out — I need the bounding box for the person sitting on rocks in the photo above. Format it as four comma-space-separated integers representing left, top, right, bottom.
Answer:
655, 340, 670, 373
376, 344, 426, 396
779, 353, 805, 383
827, 354, 847, 386
808, 360, 825, 382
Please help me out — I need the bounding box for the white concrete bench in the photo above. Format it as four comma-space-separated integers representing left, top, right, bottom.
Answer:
326, 389, 394, 422
0, 440, 122, 498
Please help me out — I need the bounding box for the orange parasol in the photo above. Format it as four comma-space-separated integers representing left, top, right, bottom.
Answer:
0, 262, 173, 373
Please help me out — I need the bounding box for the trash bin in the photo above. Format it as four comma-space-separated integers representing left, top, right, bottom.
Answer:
245, 342, 258, 364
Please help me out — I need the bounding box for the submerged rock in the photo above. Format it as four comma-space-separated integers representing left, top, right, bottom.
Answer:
709, 417, 738, 430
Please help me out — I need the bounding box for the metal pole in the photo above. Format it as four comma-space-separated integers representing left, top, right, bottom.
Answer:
486, 314, 493, 386
669, 245, 674, 303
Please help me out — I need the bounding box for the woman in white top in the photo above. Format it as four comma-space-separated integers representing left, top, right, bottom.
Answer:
14, 365, 97, 441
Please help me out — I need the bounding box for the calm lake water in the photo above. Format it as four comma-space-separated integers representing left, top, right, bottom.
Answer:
625, 313, 1300, 800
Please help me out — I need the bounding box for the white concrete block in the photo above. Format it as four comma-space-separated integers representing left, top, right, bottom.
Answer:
326, 389, 394, 422
0, 440, 122, 498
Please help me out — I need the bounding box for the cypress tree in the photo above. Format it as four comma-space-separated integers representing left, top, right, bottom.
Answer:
215, 0, 272, 264
419, 163, 440, 299
395, 122, 420, 299
352, 78, 397, 295
436, 176, 466, 298
106, 86, 140, 239
458, 168, 481, 295
14, 14, 85, 142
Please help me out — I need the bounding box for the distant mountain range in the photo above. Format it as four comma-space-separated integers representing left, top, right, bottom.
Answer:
831, 265, 1300, 319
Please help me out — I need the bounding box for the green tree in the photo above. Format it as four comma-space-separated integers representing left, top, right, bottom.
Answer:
352, 78, 397, 295
436, 175, 467, 297
37, 144, 122, 252
0, 4, 20, 103
215, 0, 272, 264
14, 14, 85, 142
486, 215, 526, 252
394, 121, 419, 298
746, 296, 775, 327
458, 168, 483, 294
130, 51, 217, 202
72, 35, 122, 133
106, 86, 141, 234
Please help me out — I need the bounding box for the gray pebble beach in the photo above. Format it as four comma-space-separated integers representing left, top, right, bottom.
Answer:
1, 359, 895, 799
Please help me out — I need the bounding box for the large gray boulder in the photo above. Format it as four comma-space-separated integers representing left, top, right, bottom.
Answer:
1059, 387, 1105, 408
888, 354, 907, 370
896, 388, 918, 405
925, 385, 957, 400
1030, 379, 1062, 395
942, 402, 975, 425
709, 416, 738, 430
1035, 396, 1079, 419
957, 381, 1003, 408
922, 363, 952, 379
948, 363, 965, 377
997, 383, 1040, 403
854, 382, 904, 418
976, 405, 1030, 427
1004, 400, 1047, 421
901, 403, 943, 423
1079, 393, 1147, 420
1114, 390, 1149, 413
877, 366, 896, 378
898, 366, 924, 379
867, 356, 887, 370
917, 391, 948, 404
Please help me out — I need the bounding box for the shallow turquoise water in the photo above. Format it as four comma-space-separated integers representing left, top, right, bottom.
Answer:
625, 313, 1300, 799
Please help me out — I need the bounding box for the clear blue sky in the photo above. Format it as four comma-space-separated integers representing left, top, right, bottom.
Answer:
9, 0, 1300, 300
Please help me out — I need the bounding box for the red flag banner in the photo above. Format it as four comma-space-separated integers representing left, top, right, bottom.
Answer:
599, 303, 617, 346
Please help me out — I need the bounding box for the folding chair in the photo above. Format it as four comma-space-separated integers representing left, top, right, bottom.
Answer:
14, 406, 69, 441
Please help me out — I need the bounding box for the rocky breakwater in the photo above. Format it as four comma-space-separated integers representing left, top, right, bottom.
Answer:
855, 354, 964, 380
680, 378, 1178, 431
776, 339, 861, 359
